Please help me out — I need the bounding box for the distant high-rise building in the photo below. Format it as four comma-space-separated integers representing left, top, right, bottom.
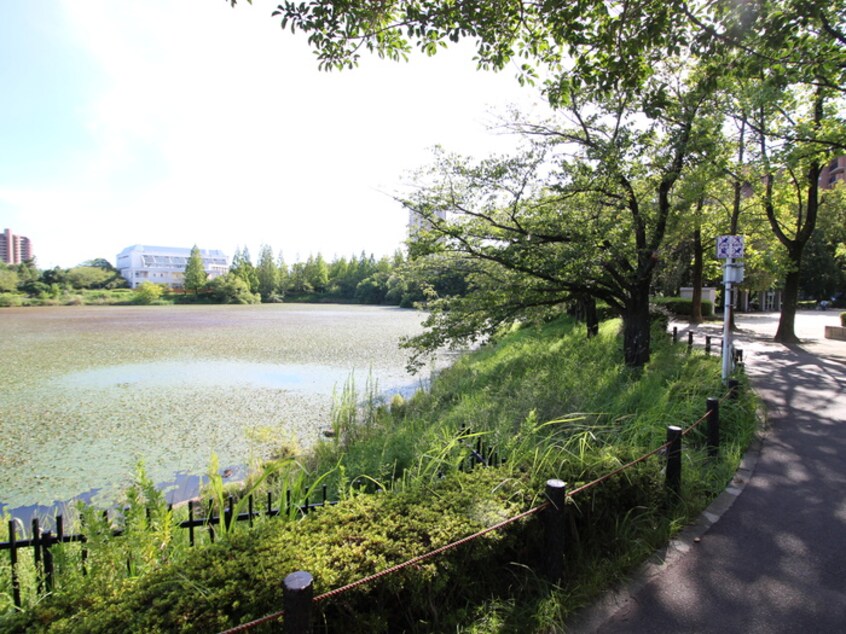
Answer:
0, 228, 34, 265
820, 156, 846, 190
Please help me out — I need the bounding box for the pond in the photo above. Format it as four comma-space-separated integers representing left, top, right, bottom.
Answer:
0, 304, 433, 512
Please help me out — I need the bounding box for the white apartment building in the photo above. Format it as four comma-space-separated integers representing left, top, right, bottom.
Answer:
117, 245, 229, 289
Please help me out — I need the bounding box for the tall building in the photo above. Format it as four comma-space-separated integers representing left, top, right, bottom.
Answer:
407, 208, 447, 239
0, 228, 34, 265
116, 245, 229, 289
820, 156, 846, 190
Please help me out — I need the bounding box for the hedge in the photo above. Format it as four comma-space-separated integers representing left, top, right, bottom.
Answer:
651, 297, 714, 318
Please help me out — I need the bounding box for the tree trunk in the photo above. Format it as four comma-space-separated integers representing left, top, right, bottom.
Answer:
690, 225, 703, 324
774, 249, 802, 343
623, 284, 652, 367
582, 295, 599, 338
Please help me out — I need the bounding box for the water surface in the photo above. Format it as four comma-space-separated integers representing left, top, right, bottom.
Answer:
0, 304, 431, 510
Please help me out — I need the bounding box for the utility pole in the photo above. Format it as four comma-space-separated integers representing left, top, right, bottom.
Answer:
717, 236, 745, 383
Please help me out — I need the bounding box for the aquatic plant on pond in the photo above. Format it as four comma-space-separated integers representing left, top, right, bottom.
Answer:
0, 305, 432, 511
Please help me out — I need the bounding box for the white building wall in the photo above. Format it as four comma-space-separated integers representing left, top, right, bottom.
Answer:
117, 245, 229, 289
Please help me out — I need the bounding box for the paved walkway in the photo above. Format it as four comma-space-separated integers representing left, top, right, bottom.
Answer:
570, 311, 846, 633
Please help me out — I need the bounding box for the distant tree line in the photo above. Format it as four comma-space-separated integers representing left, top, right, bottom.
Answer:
208, 245, 464, 307
0, 258, 128, 298
0, 246, 470, 309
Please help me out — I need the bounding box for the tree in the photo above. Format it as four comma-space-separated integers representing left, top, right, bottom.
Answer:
230, 247, 259, 293
0, 266, 18, 293
65, 266, 113, 290
256, 244, 280, 301
404, 57, 714, 367
304, 253, 330, 293
184, 245, 208, 295
208, 273, 261, 304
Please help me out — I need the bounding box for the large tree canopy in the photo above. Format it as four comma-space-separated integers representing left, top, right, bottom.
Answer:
230, 0, 846, 362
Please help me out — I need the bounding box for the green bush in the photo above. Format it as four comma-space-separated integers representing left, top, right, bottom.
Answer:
0, 293, 24, 308
132, 282, 165, 305
841, 312, 846, 327
652, 296, 714, 317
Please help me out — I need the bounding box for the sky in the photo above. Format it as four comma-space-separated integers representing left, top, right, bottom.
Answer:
0, 0, 550, 269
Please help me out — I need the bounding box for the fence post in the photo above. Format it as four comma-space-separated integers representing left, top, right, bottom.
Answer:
41, 530, 54, 593
32, 518, 42, 593
728, 378, 740, 400
283, 571, 314, 634
672, 326, 678, 344
543, 479, 568, 582
225, 496, 234, 531
665, 426, 682, 498
688, 331, 694, 351
9, 520, 21, 608
707, 397, 720, 457
705, 335, 712, 355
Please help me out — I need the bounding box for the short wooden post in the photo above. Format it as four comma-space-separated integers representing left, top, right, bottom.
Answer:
41, 530, 54, 593
188, 500, 195, 547
728, 378, 740, 400
283, 571, 314, 634
9, 520, 21, 608
705, 335, 712, 355
32, 518, 42, 593
688, 331, 694, 351
225, 495, 234, 531
665, 426, 682, 498
543, 479, 567, 582
707, 398, 720, 457
672, 326, 678, 344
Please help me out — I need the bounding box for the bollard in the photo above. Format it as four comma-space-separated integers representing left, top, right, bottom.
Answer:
41, 530, 54, 593
672, 326, 678, 344
665, 426, 682, 498
706, 397, 720, 457
32, 518, 42, 593
728, 378, 740, 400
9, 520, 20, 608
543, 479, 568, 582
284, 571, 314, 634
705, 335, 711, 355
688, 330, 694, 351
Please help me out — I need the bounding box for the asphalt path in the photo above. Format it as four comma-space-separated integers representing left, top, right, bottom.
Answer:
569, 310, 846, 633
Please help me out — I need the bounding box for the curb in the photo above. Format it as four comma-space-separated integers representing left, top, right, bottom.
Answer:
564, 415, 767, 633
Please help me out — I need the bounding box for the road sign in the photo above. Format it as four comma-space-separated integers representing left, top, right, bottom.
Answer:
716, 235, 745, 259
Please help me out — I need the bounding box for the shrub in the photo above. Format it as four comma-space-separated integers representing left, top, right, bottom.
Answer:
133, 282, 165, 305
652, 296, 714, 317
841, 312, 846, 327
0, 293, 23, 308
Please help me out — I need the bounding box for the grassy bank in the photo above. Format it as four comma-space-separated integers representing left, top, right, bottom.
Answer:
0, 317, 757, 632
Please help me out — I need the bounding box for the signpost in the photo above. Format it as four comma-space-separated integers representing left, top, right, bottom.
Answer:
716, 236, 745, 383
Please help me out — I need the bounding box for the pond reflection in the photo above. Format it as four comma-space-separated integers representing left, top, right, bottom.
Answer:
56, 360, 365, 393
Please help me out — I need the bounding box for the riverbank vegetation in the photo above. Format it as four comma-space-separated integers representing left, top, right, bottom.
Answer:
0, 316, 757, 632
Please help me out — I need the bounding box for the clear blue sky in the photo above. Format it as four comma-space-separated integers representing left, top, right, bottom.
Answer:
0, 0, 548, 268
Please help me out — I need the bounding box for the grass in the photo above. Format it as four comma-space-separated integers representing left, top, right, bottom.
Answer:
0, 316, 758, 632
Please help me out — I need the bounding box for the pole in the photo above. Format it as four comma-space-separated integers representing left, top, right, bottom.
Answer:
722, 257, 732, 383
